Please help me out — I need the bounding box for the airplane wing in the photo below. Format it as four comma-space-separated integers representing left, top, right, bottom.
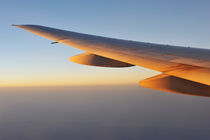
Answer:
13, 24, 210, 97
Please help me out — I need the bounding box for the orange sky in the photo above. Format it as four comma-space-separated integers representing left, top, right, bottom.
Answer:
0, 66, 158, 87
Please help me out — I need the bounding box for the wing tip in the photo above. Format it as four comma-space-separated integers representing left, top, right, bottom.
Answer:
11, 24, 42, 29
11, 24, 23, 27
11, 24, 17, 26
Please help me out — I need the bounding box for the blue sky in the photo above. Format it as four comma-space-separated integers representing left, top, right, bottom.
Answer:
1, 0, 210, 86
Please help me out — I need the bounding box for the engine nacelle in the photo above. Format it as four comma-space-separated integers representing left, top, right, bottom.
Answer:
69, 52, 134, 68
139, 74, 210, 97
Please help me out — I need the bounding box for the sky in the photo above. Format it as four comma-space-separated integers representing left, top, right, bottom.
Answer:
1, 0, 210, 87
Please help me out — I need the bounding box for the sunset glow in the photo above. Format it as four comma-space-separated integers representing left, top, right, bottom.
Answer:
0, 67, 158, 87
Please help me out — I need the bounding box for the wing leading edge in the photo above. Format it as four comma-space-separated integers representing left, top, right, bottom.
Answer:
13, 24, 210, 96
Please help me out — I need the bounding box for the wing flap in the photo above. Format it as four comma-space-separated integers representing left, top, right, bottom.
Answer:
163, 64, 210, 86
